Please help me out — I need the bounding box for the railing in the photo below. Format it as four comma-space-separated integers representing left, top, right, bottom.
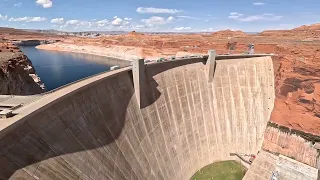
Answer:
230, 153, 254, 165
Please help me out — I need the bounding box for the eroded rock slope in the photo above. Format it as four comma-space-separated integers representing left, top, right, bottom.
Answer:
0, 42, 45, 95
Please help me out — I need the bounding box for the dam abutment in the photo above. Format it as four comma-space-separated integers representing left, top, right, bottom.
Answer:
206, 50, 217, 83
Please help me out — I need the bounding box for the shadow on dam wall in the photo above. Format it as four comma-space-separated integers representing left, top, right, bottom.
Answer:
0, 70, 136, 179
141, 58, 206, 109
0, 56, 275, 180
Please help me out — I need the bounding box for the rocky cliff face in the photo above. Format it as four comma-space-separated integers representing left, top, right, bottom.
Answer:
0, 42, 45, 95
270, 44, 320, 135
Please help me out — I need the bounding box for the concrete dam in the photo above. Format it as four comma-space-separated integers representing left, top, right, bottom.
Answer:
0, 54, 275, 179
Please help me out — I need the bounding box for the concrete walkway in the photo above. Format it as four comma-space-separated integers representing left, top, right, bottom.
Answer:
243, 151, 318, 180
0, 95, 43, 118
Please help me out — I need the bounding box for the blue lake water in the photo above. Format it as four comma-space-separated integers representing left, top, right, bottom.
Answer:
19, 46, 119, 91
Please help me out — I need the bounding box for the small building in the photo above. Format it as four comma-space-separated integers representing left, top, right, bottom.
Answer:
248, 44, 255, 54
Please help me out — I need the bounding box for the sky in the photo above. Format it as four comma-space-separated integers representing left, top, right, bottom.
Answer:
0, 0, 320, 32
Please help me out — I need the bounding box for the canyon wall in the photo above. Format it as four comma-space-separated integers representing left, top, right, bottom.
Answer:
0, 42, 45, 95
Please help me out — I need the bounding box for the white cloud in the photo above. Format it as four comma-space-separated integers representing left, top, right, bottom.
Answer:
9, 16, 47, 22
176, 15, 199, 20
36, 0, 52, 8
174, 27, 191, 31
124, 17, 132, 21
201, 28, 214, 32
65, 20, 81, 25
132, 25, 146, 30
228, 12, 282, 22
0, 14, 8, 20
141, 16, 175, 26
9, 17, 28, 22
253, 2, 265, 5
137, 7, 182, 14
230, 12, 242, 16
63, 20, 94, 30
112, 18, 123, 26
29, 17, 47, 22
13, 2, 22, 7
228, 12, 244, 19
113, 16, 118, 19
61, 18, 129, 30
111, 17, 129, 26
167, 16, 175, 21
96, 19, 109, 27
51, 18, 64, 24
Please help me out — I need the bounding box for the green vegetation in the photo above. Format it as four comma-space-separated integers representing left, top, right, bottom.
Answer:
190, 161, 246, 180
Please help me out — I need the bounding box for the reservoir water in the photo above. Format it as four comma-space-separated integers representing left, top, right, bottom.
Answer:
19, 46, 126, 91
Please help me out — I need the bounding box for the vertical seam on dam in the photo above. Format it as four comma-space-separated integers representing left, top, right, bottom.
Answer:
175, 69, 190, 176
183, 68, 201, 168
197, 68, 211, 163
154, 95, 176, 178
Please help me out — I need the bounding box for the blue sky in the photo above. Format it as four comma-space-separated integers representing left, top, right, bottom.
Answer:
0, 0, 320, 32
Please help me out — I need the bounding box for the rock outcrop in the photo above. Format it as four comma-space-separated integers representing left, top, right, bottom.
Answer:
293, 23, 320, 31
212, 29, 247, 38
126, 31, 144, 37
0, 41, 45, 95
259, 23, 320, 39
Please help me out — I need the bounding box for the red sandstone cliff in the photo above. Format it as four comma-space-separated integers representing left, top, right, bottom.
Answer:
0, 41, 45, 95
260, 23, 320, 39
270, 44, 320, 135
293, 23, 320, 31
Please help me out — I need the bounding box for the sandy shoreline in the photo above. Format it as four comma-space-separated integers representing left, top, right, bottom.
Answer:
36, 42, 198, 61
36, 43, 144, 61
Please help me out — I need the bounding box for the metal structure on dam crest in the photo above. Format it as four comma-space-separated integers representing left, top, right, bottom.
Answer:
0, 52, 278, 179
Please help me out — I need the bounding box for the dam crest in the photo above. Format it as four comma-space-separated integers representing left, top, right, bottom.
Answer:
0, 54, 275, 179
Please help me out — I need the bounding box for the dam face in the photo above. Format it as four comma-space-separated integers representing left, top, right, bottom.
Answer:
0, 56, 275, 180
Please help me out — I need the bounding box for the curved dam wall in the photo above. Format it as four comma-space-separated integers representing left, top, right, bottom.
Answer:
0, 56, 275, 180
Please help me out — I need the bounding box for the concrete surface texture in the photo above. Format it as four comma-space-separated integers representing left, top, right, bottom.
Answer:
263, 126, 318, 167
0, 56, 275, 180
243, 151, 318, 180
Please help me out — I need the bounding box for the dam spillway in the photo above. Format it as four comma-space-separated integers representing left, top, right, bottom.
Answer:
0, 55, 275, 180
